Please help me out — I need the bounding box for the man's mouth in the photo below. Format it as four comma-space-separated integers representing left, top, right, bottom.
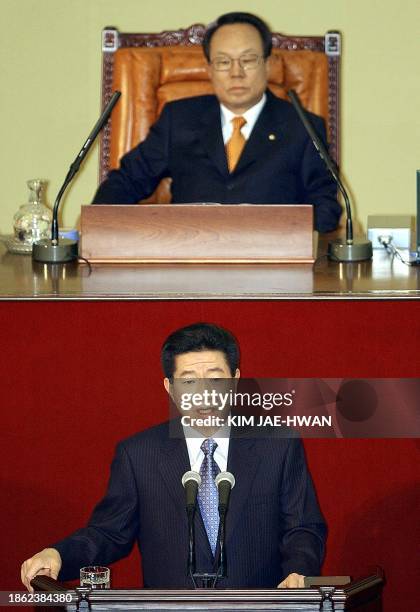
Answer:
196, 407, 219, 415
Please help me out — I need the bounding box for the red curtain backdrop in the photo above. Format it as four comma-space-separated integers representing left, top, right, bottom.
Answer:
1, 301, 419, 611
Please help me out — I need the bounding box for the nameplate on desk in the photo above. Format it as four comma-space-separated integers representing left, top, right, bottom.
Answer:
80, 204, 315, 263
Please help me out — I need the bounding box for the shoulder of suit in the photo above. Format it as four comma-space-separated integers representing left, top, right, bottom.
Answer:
266, 90, 325, 127
163, 94, 218, 113
117, 420, 171, 450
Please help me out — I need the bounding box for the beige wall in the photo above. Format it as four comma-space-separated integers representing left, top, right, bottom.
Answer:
1, 0, 419, 232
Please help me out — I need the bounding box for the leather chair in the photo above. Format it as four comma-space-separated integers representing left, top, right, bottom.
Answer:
99, 25, 341, 203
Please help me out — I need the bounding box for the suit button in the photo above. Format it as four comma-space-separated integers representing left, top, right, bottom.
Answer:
227, 183, 235, 191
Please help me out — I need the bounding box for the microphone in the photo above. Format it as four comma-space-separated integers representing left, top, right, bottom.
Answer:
215, 471, 235, 513
287, 89, 372, 262
32, 91, 121, 263
215, 472, 235, 579
182, 471, 201, 577
182, 470, 201, 510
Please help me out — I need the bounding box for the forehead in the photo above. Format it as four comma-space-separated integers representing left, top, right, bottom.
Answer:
210, 23, 264, 55
173, 350, 230, 375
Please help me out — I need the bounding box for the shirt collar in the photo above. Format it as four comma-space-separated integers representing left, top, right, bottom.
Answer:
183, 423, 230, 464
220, 92, 267, 131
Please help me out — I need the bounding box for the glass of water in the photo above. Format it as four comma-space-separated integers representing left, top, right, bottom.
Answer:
80, 566, 110, 589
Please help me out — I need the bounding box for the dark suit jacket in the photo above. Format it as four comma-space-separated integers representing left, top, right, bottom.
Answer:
92, 91, 341, 232
54, 421, 326, 588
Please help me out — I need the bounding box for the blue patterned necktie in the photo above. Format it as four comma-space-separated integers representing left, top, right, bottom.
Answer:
198, 438, 221, 555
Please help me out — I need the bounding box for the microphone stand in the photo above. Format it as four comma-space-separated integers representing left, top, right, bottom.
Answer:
189, 518, 225, 589
287, 89, 372, 262
32, 91, 121, 263
216, 509, 227, 579
187, 506, 196, 583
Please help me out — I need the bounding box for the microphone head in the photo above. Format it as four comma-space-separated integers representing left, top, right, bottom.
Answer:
215, 471, 235, 489
182, 470, 201, 488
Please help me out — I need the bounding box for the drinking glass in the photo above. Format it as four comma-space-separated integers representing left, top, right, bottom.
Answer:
80, 566, 110, 589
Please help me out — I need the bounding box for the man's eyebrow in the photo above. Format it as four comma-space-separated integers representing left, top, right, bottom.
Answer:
177, 369, 197, 377
213, 48, 258, 56
176, 366, 226, 377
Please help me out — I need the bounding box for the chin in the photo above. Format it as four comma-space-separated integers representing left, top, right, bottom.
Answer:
225, 100, 250, 112
225, 95, 258, 112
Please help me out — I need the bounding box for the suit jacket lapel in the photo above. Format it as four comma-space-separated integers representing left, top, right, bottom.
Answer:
158, 423, 190, 522
158, 420, 214, 560
225, 435, 260, 545
157, 421, 262, 560
234, 89, 287, 176
197, 99, 229, 178
197, 91, 288, 180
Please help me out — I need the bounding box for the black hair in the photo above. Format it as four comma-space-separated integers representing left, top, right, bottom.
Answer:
161, 322, 240, 380
202, 12, 273, 61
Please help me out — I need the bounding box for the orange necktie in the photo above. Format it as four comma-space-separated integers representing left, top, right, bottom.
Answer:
226, 116, 247, 173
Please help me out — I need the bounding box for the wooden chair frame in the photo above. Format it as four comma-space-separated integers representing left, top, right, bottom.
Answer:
99, 25, 341, 184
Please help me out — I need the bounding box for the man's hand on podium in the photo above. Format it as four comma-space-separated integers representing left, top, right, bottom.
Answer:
21, 548, 62, 593
277, 573, 305, 588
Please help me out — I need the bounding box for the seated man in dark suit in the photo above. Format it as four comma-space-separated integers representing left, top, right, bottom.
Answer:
92, 12, 342, 233
21, 323, 326, 591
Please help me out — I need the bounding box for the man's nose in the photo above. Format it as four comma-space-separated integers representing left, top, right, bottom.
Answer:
194, 378, 207, 394
229, 59, 245, 77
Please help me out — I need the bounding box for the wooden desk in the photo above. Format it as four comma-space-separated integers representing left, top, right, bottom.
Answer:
1, 236, 418, 612
31, 573, 384, 611
0, 237, 419, 300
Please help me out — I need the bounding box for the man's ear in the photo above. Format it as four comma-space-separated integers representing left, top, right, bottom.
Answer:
264, 55, 271, 78
164, 377, 172, 396
234, 368, 240, 379
206, 62, 213, 81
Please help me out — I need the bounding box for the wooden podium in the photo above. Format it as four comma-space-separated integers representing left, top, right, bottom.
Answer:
79, 204, 315, 263
32, 574, 384, 611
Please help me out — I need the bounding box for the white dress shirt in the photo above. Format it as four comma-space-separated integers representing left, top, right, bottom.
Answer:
220, 93, 267, 144
183, 424, 230, 472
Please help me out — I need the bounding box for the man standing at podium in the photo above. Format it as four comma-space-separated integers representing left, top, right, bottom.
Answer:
21, 322, 326, 591
92, 12, 341, 233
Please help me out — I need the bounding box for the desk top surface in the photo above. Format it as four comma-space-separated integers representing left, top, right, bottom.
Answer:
0, 240, 419, 301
